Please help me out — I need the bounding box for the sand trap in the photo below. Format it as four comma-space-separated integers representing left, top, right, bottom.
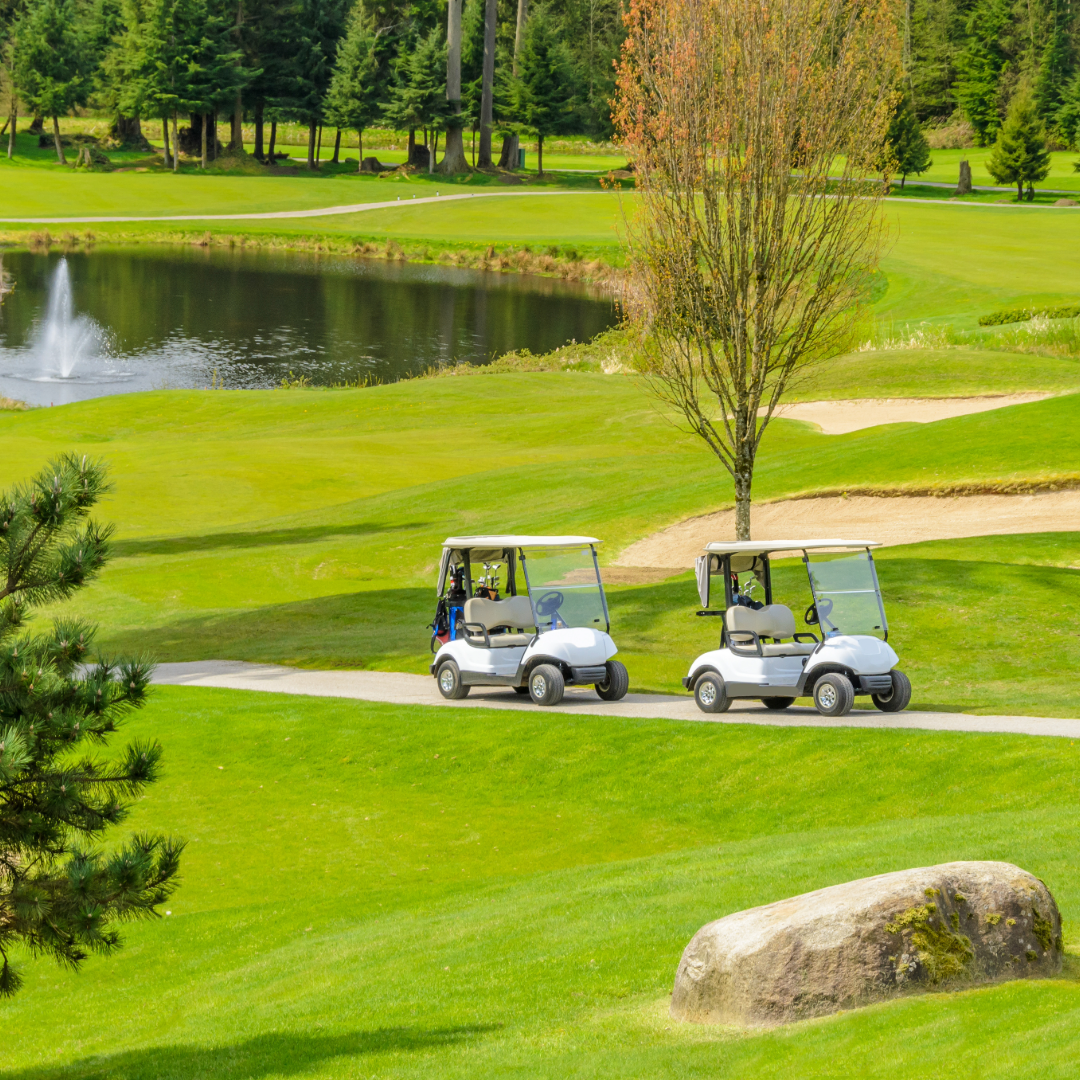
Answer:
773, 394, 1050, 434
615, 491, 1080, 569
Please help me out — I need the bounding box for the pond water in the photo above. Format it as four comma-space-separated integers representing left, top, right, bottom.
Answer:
0, 247, 617, 405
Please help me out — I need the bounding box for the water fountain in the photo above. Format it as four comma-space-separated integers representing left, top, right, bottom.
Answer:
35, 258, 104, 379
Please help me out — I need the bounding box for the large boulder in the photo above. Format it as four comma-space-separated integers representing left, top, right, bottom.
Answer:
671, 861, 1061, 1027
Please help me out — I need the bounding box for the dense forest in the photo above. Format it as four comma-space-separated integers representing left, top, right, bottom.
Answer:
1, 0, 1079, 171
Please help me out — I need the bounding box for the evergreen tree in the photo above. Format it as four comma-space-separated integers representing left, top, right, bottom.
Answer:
1035, 0, 1075, 134
987, 92, 1051, 199
323, 0, 379, 169
954, 0, 1012, 144
383, 24, 449, 168
1056, 70, 1080, 148
887, 93, 933, 187
0, 455, 182, 997
9, 0, 86, 163
510, 3, 574, 175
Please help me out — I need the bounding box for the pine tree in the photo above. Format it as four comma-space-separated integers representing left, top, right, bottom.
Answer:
323, 0, 379, 169
954, 0, 1012, 144
9, 0, 86, 163
1057, 71, 1080, 148
511, 3, 574, 176
1035, 0, 1075, 132
0, 454, 183, 997
383, 25, 449, 169
887, 93, 932, 187
987, 92, 1051, 200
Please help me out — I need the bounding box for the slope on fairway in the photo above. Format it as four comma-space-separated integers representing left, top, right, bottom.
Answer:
3, 687, 1079, 1080
2, 380, 1079, 714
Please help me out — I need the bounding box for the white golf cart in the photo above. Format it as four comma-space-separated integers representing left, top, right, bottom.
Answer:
684, 539, 911, 717
429, 535, 629, 706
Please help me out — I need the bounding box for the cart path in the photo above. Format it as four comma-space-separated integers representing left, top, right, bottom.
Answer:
153, 661, 1080, 739
0, 189, 610, 225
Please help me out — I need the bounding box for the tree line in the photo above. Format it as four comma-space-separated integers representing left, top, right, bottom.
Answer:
0, 0, 623, 168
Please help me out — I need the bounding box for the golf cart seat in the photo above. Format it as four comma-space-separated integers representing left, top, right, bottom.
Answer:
726, 604, 817, 656
463, 596, 537, 648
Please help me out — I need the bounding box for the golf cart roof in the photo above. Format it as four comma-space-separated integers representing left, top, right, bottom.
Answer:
442, 535, 601, 550
704, 539, 881, 556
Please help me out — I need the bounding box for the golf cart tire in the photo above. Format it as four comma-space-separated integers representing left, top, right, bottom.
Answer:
762, 697, 795, 710
694, 672, 730, 714
529, 664, 565, 706
813, 673, 854, 717
872, 669, 912, 713
436, 661, 470, 700
595, 660, 629, 701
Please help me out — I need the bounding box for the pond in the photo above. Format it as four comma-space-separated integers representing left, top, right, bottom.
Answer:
0, 247, 618, 405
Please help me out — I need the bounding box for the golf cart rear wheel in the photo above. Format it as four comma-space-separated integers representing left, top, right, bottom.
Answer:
762, 697, 795, 710
813, 673, 854, 717
694, 672, 730, 714
872, 669, 912, 713
436, 661, 470, 700
595, 660, 629, 701
529, 664, 565, 706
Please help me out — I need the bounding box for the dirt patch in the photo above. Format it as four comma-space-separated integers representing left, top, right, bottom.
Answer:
597, 566, 687, 585
774, 394, 1050, 434
615, 491, 1080, 568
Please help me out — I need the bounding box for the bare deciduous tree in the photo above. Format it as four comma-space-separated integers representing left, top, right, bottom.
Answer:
614, 0, 901, 540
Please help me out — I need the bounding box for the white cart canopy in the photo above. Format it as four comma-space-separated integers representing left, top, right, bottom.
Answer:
704, 539, 880, 556
442, 535, 601, 550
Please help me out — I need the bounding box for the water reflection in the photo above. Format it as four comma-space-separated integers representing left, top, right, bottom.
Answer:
0, 247, 617, 405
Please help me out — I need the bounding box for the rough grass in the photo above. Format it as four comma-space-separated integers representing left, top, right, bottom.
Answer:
3, 687, 1080, 1079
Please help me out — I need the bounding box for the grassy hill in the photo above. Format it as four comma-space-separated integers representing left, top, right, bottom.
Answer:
1, 687, 1078, 1079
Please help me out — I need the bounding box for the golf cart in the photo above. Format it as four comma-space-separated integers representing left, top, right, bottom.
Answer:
683, 539, 910, 717
429, 535, 629, 706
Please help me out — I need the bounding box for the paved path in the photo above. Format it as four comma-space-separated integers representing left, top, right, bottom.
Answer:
154, 661, 1080, 739
0, 189, 609, 225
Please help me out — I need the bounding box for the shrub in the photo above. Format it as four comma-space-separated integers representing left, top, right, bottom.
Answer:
978, 305, 1080, 326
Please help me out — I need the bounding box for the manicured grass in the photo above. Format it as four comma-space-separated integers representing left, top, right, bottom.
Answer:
916, 147, 1080, 190
1, 381, 1078, 714
2, 686, 1079, 1079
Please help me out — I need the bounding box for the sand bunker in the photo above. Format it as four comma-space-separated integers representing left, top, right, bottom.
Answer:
774, 394, 1050, 434
615, 491, 1080, 569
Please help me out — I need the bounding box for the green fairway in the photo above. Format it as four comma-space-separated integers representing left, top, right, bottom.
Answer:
1, 380, 1078, 715
2, 686, 1078, 1079
916, 147, 1080, 190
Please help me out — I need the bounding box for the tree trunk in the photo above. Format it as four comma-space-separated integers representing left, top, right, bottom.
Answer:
254, 103, 264, 160
900, 173, 906, 189
408, 127, 416, 165
514, 0, 528, 74
172, 112, 180, 172
429, 129, 436, 173
201, 112, 208, 168
498, 132, 519, 169
478, 0, 496, 167
231, 92, 243, 151
537, 131, 543, 177
438, 0, 469, 174
28, 115, 43, 135
268, 120, 277, 160
357, 128, 363, 172
472, 127, 476, 166
332, 129, 341, 163
734, 467, 752, 541
7, 100, 16, 160
162, 116, 171, 167
51, 115, 65, 164
316, 124, 323, 165
1026, 183, 1034, 201
955, 159, 972, 195
1017, 179, 1023, 201
307, 118, 317, 169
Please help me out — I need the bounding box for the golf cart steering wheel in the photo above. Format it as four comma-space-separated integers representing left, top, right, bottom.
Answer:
805, 598, 834, 626
535, 591, 565, 617
804, 603, 819, 625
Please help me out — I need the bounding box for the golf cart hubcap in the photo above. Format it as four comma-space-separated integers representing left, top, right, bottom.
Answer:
818, 684, 837, 708
439, 669, 455, 692
531, 673, 546, 695
699, 682, 716, 705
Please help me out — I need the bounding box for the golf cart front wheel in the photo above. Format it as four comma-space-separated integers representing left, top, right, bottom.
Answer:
595, 660, 629, 701
694, 672, 730, 714
762, 697, 795, 710
436, 661, 470, 700
872, 669, 912, 713
529, 664, 565, 706
813, 673, 854, 717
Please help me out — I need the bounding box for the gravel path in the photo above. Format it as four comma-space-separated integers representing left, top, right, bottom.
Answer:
0, 189, 608, 225
154, 660, 1080, 739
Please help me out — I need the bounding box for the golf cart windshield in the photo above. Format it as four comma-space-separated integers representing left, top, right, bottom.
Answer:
805, 550, 888, 640
522, 546, 609, 632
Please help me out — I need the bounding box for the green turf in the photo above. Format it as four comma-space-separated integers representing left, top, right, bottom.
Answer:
1, 381, 1078, 715
2, 686, 1079, 1079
